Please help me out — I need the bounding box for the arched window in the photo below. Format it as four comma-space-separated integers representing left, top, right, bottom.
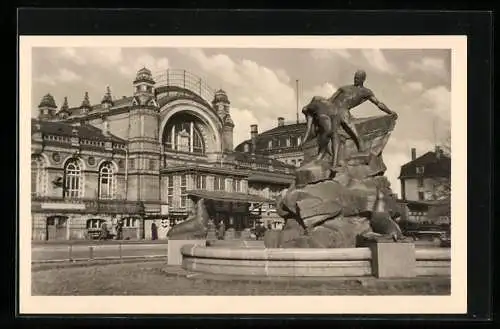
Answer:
31, 155, 46, 197
63, 158, 83, 198
164, 121, 205, 155
99, 162, 115, 199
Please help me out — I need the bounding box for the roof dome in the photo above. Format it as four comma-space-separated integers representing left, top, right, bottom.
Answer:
213, 89, 230, 104
134, 67, 155, 84
80, 92, 91, 108
38, 94, 57, 108
101, 85, 113, 105
58, 96, 69, 113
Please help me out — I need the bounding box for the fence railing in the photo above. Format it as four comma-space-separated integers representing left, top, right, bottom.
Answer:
32, 242, 169, 263
153, 69, 215, 105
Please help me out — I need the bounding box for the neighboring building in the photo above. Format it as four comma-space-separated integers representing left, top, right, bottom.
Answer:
234, 118, 309, 228
398, 146, 451, 224
31, 68, 295, 241
234, 117, 307, 168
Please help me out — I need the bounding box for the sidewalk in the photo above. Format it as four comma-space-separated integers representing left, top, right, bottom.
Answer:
32, 239, 169, 246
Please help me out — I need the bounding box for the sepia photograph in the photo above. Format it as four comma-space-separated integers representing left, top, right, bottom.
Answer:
19, 36, 467, 314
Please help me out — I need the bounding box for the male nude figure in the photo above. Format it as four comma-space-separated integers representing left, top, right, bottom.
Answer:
302, 70, 397, 167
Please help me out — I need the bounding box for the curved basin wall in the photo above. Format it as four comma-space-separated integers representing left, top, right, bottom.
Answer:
181, 245, 373, 277
180, 245, 451, 278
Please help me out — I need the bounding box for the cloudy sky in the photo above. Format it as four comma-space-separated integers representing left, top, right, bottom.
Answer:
31, 47, 451, 195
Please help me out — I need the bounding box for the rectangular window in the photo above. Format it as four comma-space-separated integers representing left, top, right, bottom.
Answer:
167, 175, 174, 207
196, 174, 206, 190
180, 174, 187, 208
417, 177, 424, 187
267, 140, 272, 150
416, 166, 425, 174
214, 176, 225, 191
232, 179, 241, 192
149, 159, 156, 171
418, 191, 424, 200
123, 217, 138, 228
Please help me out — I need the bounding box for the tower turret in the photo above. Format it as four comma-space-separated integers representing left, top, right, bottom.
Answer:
80, 92, 92, 114
132, 67, 157, 109
38, 93, 57, 120
212, 89, 230, 119
127, 67, 161, 205
212, 89, 234, 151
101, 85, 114, 109
57, 96, 70, 119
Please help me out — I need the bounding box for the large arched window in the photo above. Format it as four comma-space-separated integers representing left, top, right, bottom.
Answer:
164, 121, 205, 154
63, 158, 83, 198
31, 155, 46, 197
99, 162, 115, 199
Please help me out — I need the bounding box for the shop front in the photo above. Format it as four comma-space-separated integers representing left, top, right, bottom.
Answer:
187, 189, 271, 240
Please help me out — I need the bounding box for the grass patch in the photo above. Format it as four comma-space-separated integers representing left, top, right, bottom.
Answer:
32, 261, 451, 296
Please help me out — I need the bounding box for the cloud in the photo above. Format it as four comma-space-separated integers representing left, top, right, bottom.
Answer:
310, 49, 352, 60
302, 82, 337, 103
181, 48, 296, 123
409, 57, 447, 77
420, 85, 451, 122
402, 81, 424, 93
35, 68, 82, 86
361, 49, 396, 74
53, 47, 124, 67
119, 54, 170, 78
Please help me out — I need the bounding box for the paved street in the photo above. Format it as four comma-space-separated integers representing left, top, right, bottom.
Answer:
32, 243, 169, 262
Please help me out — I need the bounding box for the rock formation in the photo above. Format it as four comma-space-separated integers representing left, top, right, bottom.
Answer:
265, 111, 406, 248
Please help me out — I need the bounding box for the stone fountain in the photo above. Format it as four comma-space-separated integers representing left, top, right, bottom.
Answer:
166, 71, 451, 279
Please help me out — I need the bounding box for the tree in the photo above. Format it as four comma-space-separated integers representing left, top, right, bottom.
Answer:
430, 131, 451, 200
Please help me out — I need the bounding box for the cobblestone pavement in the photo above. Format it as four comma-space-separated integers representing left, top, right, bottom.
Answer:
32, 261, 451, 296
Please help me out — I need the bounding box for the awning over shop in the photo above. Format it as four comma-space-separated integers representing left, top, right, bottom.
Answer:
247, 173, 294, 185
187, 190, 272, 204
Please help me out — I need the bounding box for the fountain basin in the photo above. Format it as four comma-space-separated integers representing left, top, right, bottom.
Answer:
180, 244, 451, 278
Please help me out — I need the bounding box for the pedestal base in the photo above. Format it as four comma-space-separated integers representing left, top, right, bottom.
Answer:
167, 239, 206, 265
370, 241, 416, 278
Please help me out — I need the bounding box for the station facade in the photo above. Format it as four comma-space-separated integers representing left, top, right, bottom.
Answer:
31, 68, 295, 240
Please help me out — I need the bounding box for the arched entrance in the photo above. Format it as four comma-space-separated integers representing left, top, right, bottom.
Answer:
159, 101, 223, 156
46, 216, 68, 240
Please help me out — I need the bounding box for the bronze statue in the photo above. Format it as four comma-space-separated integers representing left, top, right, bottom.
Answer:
301, 70, 398, 167
266, 70, 406, 249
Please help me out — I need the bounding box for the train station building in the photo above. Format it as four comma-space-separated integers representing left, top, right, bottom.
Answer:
31, 68, 295, 241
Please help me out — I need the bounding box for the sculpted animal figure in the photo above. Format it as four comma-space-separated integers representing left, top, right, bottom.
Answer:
301, 70, 398, 168
166, 198, 210, 240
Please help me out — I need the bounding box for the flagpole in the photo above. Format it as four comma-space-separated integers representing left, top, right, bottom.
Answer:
296, 79, 299, 124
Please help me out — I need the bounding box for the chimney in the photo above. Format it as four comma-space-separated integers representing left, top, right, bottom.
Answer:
250, 124, 258, 139
435, 145, 441, 159
277, 117, 285, 127
411, 148, 416, 160
250, 124, 258, 153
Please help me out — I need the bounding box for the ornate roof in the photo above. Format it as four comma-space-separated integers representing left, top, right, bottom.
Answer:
212, 89, 230, 104
38, 94, 57, 108
101, 86, 114, 105
80, 92, 91, 108
134, 67, 155, 84
58, 97, 69, 113
31, 118, 126, 144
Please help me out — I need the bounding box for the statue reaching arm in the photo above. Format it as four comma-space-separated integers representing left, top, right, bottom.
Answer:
328, 87, 344, 102
368, 93, 398, 119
